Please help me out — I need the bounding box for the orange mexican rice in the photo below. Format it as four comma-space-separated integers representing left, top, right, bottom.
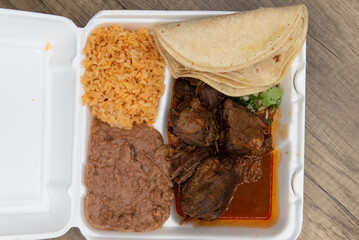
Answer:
81, 25, 166, 129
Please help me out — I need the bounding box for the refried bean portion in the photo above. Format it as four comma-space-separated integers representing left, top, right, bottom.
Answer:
84, 118, 173, 231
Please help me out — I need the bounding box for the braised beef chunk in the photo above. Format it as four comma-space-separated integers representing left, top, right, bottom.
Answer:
180, 157, 237, 221
170, 98, 219, 147
196, 83, 225, 110
223, 99, 272, 155
177, 77, 224, 110
171, 145, 212, 185
173, 78, 195, 109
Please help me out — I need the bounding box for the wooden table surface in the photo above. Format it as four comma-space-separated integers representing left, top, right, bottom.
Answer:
1, 0, 357, 239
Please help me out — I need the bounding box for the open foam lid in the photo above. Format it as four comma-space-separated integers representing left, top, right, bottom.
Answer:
0, 9, 81, 237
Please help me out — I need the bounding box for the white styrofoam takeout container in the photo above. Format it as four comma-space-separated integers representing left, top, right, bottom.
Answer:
0, 8, 306, 240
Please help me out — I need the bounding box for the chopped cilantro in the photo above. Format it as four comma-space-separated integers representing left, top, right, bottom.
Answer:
231, 86, 283, 112
260, 86, 283, 108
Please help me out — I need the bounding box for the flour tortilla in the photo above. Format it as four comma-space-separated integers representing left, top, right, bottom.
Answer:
154, 5, 308, 96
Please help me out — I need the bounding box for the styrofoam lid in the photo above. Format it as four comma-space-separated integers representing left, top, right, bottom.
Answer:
0, 9, 80, 237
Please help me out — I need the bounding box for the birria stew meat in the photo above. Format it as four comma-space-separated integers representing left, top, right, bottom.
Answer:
168, 78, 275, 223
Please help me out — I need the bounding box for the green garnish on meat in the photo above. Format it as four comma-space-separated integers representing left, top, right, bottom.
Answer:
232, 86, 283, 112
260, 86, 283, 108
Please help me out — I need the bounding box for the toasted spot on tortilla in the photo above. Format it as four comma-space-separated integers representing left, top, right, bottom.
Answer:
273, 55, 281, 63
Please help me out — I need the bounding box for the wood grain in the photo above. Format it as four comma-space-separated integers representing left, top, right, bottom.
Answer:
0, 0, 357, 239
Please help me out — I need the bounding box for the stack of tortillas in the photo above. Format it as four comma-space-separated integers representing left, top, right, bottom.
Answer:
154, 5, 308, 96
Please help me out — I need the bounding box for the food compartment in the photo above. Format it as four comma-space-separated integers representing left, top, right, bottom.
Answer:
0, 10, 79, 237
75, 10, 306, 240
